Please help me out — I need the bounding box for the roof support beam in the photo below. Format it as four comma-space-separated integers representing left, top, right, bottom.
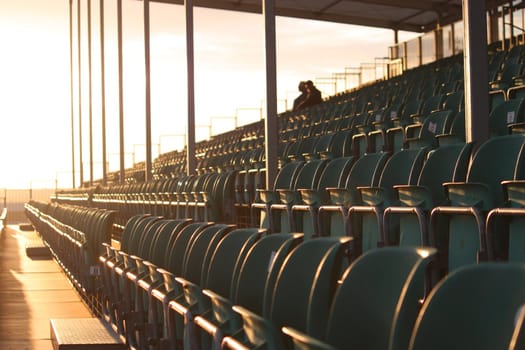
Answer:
318, 0, 344, 14
150, 0, 423, 31
463, 0, 489, 147
263, 0, 278, 191
349, 0, 461, 14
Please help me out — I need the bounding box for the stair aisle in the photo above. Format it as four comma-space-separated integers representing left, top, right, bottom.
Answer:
0, 225, 92, 350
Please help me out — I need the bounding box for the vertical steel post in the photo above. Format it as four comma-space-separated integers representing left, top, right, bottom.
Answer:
117, 0, 125, 184
144, 0, 153, 182
100, 0, 107, 185
185, 0, 196, 175
263, 0, 278, 190
87, 0, 94, 186
463, 0, 489, 146
69, 0, 76, 188
78, 0, 84, 186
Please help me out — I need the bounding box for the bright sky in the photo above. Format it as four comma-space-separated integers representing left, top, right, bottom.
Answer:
0, 0, 418, 189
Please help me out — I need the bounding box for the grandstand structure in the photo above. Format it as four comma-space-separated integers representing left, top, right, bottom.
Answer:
22, 0, 525, 349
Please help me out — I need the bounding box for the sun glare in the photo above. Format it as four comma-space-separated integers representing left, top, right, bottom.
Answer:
0, 1, 401, 190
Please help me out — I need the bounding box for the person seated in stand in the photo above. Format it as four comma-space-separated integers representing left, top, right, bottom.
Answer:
296, 80, 323, 110
292, 81, 307, 111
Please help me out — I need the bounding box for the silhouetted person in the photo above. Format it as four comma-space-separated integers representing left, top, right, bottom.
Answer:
296, 80, 323, 110
292, 81, 307, 111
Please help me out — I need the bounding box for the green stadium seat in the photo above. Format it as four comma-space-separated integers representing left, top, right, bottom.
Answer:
406, 110, 455, 149
384, 143, 472, 247
442, 90, 464, 115
192, 233, 303, 349
251, 160, 304, 231
221, 237, 352, 350
486, 179, 525, 262
129, 223, 232, 348
283, 247, 436, 350
489, 88, 507, 112
489, 98, 525, 136
410, 94, 446, 123
291, 157, 355, 238
139, 223, 233, 348
347, 147, 426, 255
271, 158, 328, 232
318, 152, 389, 240
435, 110, 466, 145
326, 129, 353, 158
430, 134, 525, 277
409, 263, 525, 350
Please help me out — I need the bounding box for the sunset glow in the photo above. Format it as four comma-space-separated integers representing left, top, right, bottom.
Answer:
0, 0, 417, 189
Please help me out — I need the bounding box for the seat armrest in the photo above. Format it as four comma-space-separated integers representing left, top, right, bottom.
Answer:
200, 191, 211, 202
143, 261, 162, 284
298, 189, 323, 206
405, 123, 422, 139
443, 182, 493, 209
282, 326, 336, 350
357, 186, 389, 206
102, 242, 116, 258
394, 185, 434, 209
175, 277, 205, 311
202, 289, 242, 332
257, 189, 278, 204
277, 189, 299, 205
502, 180, 525, 207
156, 268, 180, 294
192, 191, 203, 201
510, 122, 525, 134
231, 305, 283, 349
326, 187, 350, 206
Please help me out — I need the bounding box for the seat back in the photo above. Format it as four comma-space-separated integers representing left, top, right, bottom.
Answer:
327, 130, 352, 158
344, 152, 390, 205
127, 216, 162, 256
437, 110, 465, 145
313, 133, 334, 156
316, 156, 355, 203
467, 134, 525, 207
323, 247, 436, 350
149, 219, 191, 268
136, 219, 168, 260
292, 159, 327, 191
410, 263, 525, 350
416, 110, 455, 147
182, 224, 233, 285
489, 98, 525, 136
273, 160, 304, 191
119, 214, 150, 252
267, 237, 351, 340
295, 136, 319, 158
420, 94, 445, 116
442, 91, 464, 114
418, 143, 473, 205
233, 233, 304, 315
165, 222, 212, 275
374, 148, 427, 203
204, 228, 263, 298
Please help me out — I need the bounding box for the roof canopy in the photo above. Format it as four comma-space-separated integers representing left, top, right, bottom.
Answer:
153, 0, 512, 33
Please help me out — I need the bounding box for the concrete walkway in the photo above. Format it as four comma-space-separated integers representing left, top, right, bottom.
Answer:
0, 225, 92, 350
